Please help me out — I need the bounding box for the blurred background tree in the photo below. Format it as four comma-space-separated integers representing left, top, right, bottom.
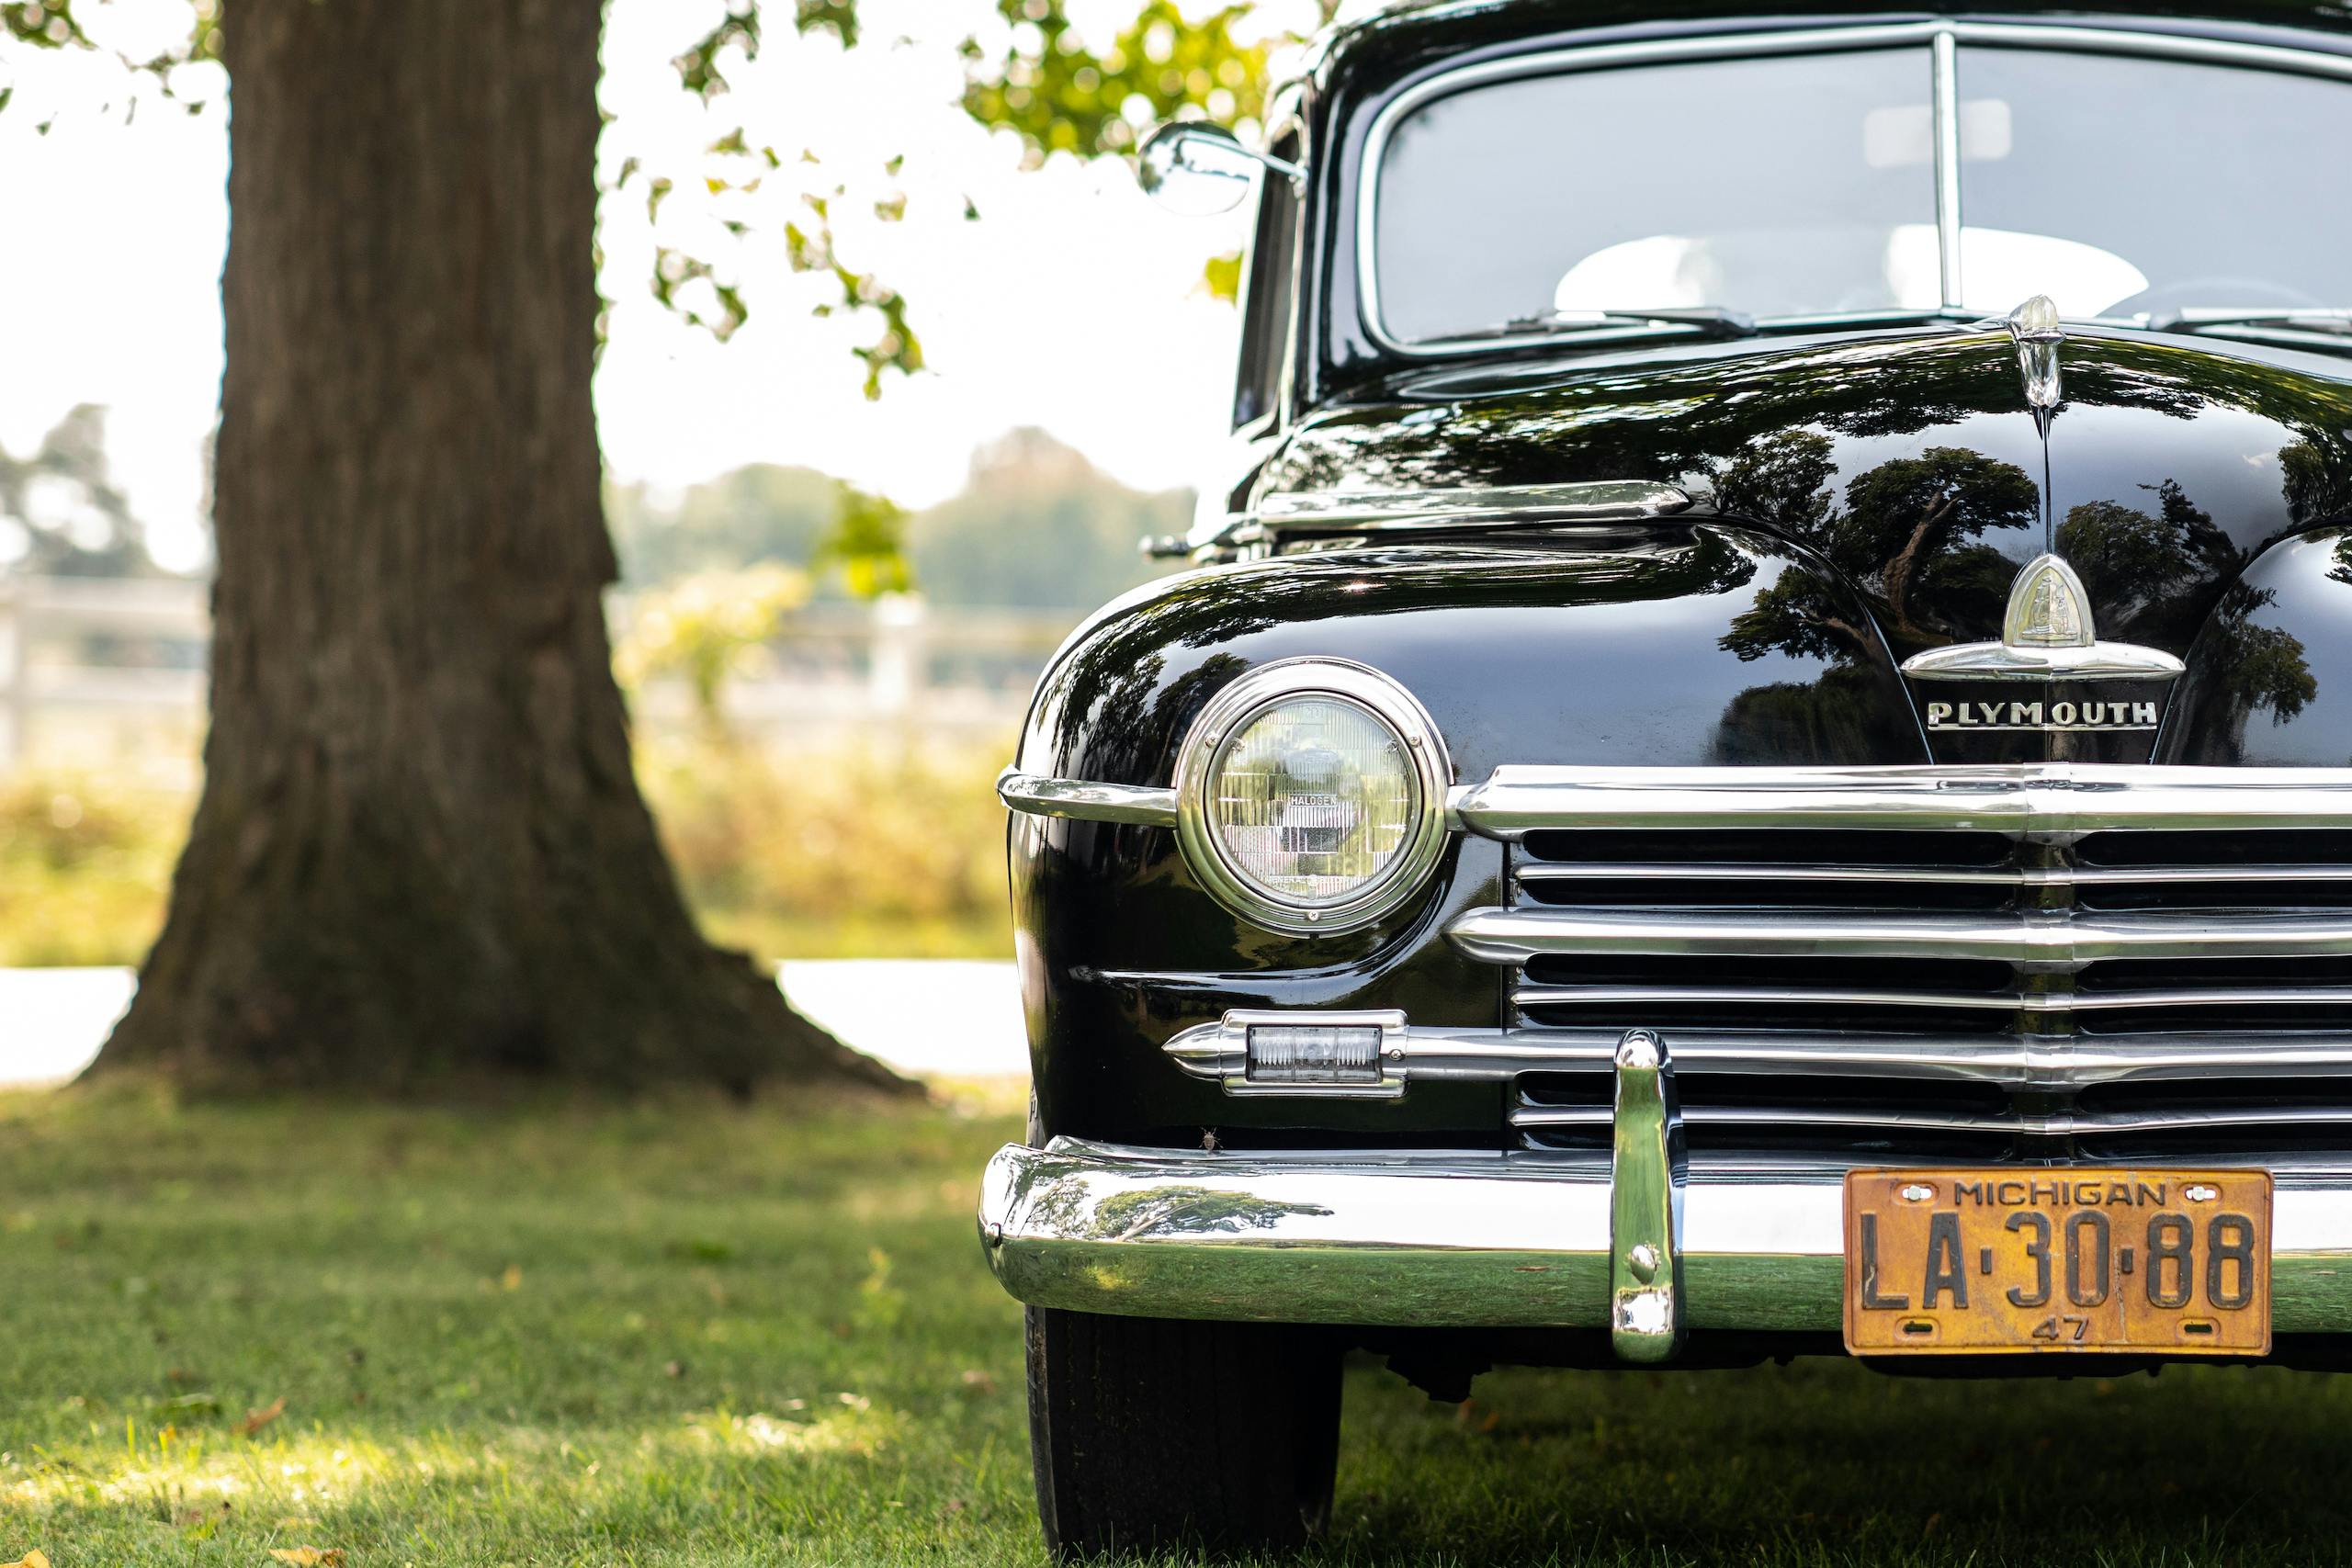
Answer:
0, 405, 158, 579
0, 0, 1322, 1094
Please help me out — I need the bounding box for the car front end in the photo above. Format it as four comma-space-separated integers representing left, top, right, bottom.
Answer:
979, 0, 2352, 1554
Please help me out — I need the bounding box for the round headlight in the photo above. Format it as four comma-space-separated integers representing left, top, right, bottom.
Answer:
1174, 660, 1450, 934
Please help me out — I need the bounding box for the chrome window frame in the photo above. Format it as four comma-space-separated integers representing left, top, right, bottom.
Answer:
1172, 658, 1453, 936
1353, 19, 2352, 358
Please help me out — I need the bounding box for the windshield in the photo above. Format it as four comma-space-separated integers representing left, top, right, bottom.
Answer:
1369, 40, 2352, 348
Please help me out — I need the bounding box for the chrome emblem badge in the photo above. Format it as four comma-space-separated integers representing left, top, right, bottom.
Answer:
2006, 555, 2090, 649
1904, 554, 2186, 730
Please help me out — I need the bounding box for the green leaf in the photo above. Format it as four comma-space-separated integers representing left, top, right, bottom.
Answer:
820, 481, 914, 599
1202, 249, 1243, 302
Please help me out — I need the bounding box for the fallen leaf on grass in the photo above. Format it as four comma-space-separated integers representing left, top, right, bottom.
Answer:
240, 1396, 287, 1435
4, 1550, 52, 1568
958, 1369, 997, 1395
268, 1550, 345, 1566
501, 1263, 523, 1292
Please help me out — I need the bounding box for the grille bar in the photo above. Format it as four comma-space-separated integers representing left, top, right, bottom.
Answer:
1171, 1022, 2352, 1085
1510, 1101, 2352, 1136
1512, 860, 2352, 886
1453, 906, 2352, 966
1515, 982, 2352, 1012
1458, 763, 2352, 840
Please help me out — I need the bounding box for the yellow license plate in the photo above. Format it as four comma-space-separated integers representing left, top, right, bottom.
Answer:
1843, 1168, 2271, 1356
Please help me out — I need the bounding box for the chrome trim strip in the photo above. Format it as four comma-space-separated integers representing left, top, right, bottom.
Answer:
1453, 763, 2352, 841
1932, 29, 1962, 310
1175, 1021, 2352, 1089
1356, 21, 2352, 358
1957, 19, 2352, 76
1003, 776, 1476, 835
1512, 982, 2352, 1014
1903, 641, 2187, 682
1196, 480, 1693, 555
1449, 906, 2352, 968
1512, 859, 2352, 886
1255, 480, 1693, 526
997, 769, 1178, 828
978, 1139, 2352, 1332
1513, 1102, 2352, 1137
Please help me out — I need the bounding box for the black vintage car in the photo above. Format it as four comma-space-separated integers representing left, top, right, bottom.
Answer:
979, 0, 2352, 1555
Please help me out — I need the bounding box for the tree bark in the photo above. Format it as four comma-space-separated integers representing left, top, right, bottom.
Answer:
98, 0, 911, 1097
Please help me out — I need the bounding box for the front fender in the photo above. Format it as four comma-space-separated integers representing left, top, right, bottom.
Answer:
1012, 525, 1924, 1145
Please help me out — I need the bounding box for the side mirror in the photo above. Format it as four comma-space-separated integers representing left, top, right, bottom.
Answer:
1136, 122, 1302, 216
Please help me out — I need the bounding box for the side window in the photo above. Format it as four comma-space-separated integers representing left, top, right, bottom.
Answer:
1232, 132, 1302, 431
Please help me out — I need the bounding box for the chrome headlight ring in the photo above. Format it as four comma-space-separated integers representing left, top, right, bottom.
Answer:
1172, 658, 1452, 935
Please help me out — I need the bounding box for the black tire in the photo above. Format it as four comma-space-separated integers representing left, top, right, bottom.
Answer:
1025, 1305, 1342, 1562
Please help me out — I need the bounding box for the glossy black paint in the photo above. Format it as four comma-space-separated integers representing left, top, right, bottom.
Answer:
1261, 328, 2352, 765
1273, 331, 2352, 648
2165, 525, 2352, 764
1014, 530, 1924, 1141
1016, 2, 2352, 1145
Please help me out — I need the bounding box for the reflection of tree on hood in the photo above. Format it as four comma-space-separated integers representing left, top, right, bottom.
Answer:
2058, 479, 2242, 649
2174, 580, 2316, 764
1837, 449, 2034, 646
1714, 436, 2035, 662
2285, 434, 2352, 530
1712, 665, 1917, 765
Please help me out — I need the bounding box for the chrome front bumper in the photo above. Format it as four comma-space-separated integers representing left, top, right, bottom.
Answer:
978, 1140, 2352, 1342
982, 1034, 2352, 1356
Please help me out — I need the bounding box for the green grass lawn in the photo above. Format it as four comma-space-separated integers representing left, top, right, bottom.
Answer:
6, 1085, 2352, 1565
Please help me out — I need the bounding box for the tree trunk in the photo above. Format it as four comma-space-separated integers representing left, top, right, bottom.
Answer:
98, 0, 911, 1097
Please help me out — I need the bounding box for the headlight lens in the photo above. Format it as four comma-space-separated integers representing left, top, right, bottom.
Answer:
1174, 660, 1450, 934
1206, 697, 1418, 906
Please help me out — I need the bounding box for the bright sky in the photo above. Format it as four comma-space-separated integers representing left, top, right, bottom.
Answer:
0, 0, 1267, 573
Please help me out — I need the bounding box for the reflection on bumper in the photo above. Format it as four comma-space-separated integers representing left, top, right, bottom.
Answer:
978, 1139, 2352, 1338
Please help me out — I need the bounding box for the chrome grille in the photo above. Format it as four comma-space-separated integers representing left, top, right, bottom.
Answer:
1446, 765, 2352, 1161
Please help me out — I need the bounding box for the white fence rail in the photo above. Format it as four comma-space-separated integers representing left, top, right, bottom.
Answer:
0, 575, 1068, 773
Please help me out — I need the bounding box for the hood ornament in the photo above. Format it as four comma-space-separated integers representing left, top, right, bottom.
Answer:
1902, 554, 2187, 682
2002, 294, 2066, 412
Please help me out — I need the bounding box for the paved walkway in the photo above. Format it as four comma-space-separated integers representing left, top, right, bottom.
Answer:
0, 960, 1028, 1089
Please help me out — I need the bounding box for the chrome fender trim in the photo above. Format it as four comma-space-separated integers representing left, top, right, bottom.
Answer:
997, 768, 1177, 828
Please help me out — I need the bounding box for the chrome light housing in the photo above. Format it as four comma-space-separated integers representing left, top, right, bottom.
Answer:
1173, 659, 1450, 934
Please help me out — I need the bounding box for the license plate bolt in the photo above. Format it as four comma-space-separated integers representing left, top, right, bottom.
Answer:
2186, 1183, 2219, 1202
1900, 1182, 1935, 1202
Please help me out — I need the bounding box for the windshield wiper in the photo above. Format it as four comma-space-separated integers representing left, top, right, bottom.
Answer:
2148, 308, 2352, 337
1490, 306, 1760, 342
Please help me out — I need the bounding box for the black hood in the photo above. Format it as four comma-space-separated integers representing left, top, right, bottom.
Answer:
1263, 325, 2352, 668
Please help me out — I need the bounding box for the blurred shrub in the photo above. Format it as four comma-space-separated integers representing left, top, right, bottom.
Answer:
0, 741, 1011, 968
614, 565, 811, 733
637, 737, 1012, 962
0, 774, 184, 965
